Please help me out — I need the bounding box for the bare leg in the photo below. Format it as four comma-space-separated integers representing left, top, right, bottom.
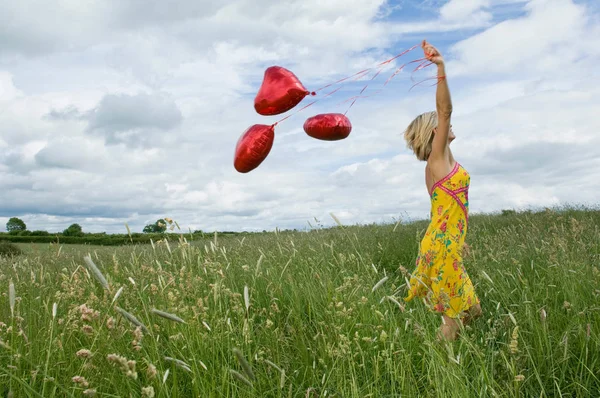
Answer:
438, 315, 461, 341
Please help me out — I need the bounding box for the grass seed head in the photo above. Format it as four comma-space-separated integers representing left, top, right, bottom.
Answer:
372, 276, 388, 292
233, 348, 256, 381
244, 285, 250, 312
83, 255, 109, 290
111, 287, 124, 306
230, 369, 253, 387
540, 308, 547, 323
151, 308, 186, 324
116, 307, 149, 334
9, 281, 15, 317
164, 356, 192, 372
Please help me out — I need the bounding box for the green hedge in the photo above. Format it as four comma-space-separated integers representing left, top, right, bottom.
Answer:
0, 233, 201, 246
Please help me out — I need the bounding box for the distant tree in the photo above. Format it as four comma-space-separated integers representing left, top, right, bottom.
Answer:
143, 219, 167, 233
6, 217, 26, 232
155, 219, 167, 233
63, 223, 83, 237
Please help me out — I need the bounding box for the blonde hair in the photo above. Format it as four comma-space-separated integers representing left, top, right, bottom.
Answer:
403, 111, 437, 161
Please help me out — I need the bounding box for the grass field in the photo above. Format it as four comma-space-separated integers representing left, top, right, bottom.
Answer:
1, 206, 599, 397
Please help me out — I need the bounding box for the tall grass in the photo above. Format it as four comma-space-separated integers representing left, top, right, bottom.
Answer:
0, 206, 599, 397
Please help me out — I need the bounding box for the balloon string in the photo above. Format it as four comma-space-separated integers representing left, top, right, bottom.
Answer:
409, 75, 445, 92
313, 69, 371, 93
272, 86, 342, 127
312, 43, 420, 93
272, 44, 433, 126
342, 55, 433, 115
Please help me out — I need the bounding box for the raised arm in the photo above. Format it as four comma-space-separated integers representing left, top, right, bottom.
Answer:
423, 40, 452, 161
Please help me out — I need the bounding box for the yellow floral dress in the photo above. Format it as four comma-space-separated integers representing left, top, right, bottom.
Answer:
404, 162, 480, 318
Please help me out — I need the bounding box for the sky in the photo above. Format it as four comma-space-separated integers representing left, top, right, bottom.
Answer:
1, 0, 599, 234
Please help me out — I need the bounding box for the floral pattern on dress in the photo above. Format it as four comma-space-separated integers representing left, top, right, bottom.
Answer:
404, 162, 480, 318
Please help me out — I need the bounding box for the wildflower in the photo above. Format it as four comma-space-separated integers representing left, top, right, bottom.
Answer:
514, 374, 525, 382
147, 363, 157, 379
79, 304, 99, 322
141, 386, 155, 397
82, 325, 94, 335
107, 354, 137, 379
72, 376, 89, 388
133, 326, 143, 341
76, 349, 93, 359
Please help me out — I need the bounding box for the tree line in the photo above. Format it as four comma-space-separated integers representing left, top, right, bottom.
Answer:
1, 217, 255, 246
2, 217, 206, 246
5, 217, 180, 236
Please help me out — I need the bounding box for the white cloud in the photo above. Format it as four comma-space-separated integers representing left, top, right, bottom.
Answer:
0, 0, 598, 233
440, 0, 492, 22
0, 72, 21, 101
85, 92, 183, 146
447, 0, 600, 78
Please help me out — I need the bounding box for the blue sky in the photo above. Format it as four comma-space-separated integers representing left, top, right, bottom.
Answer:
1, 0, 599, 233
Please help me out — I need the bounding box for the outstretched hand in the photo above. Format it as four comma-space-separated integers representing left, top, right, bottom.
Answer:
422, 40, 444, 66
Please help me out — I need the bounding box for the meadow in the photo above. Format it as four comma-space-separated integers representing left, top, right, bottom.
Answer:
1, 206, 599, 397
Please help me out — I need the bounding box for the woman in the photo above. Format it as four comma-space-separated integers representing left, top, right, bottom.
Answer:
402, 40, 482, 341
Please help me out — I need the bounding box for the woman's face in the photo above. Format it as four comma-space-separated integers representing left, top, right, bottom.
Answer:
448, 124, 455, 143
433, 124, 455, 143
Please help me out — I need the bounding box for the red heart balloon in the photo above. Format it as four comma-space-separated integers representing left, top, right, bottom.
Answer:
254, 66, 311, 116
303, 113, 352, 141
234, 124, 275, 173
